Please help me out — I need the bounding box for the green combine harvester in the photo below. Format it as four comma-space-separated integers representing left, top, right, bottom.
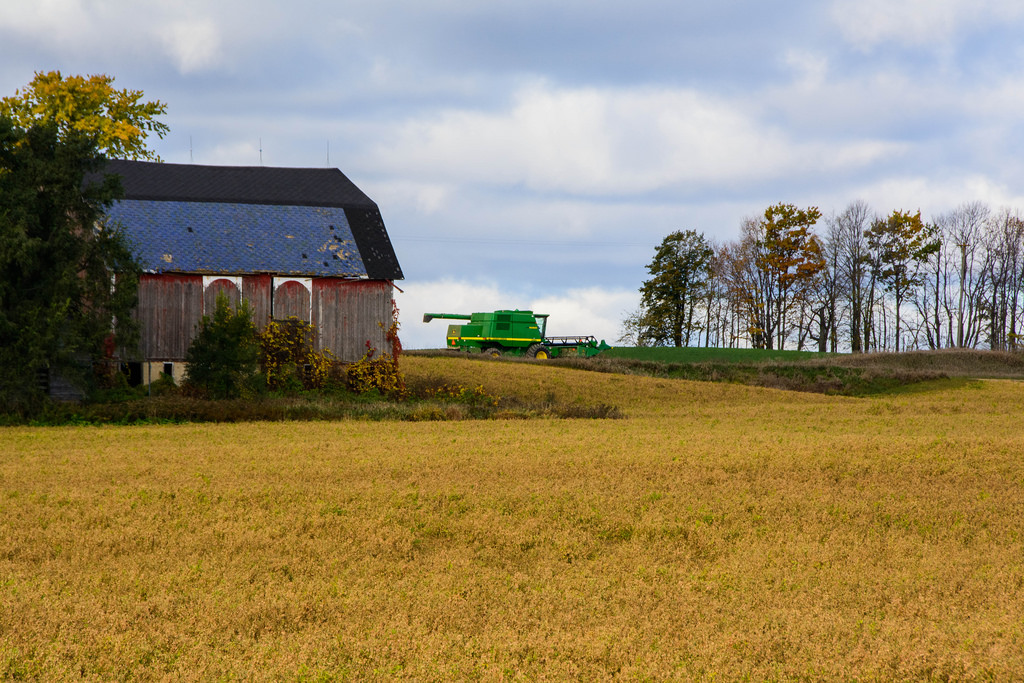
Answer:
423, 310, 611, 359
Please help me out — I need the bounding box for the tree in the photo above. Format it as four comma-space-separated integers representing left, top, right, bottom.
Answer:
725, 218, 771, 348
762, 204, 825, 350
828, 201, 873, 352
0, 117, 140, 412
726, 204, 824, 349
0, 71, 168, 160
700, 242, 727, 348
634, 229, 714, 347
865, 210, 940, 352
936, 202, 989, 348
616, 308, 652, 347
982, 209, 1024, 350
184, 293, 260, 399
806, 215, 847, 352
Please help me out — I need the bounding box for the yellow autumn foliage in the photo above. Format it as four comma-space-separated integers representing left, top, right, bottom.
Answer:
257, 317, 335, 391
0, 70, 168, 160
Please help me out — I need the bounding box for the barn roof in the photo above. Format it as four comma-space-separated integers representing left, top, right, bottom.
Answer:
98, 160, 403, 280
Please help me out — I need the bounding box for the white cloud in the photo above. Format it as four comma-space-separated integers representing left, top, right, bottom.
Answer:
365, 81, 904, 197
0, 0, 94, 45
161, 18, 223, 74
370, 181, 455, 216
0, 0, 238, 73
830, 0, 1024, 49
782, 49, 829, 88
528, 287, 638, 344
812, 174, 1024, 221
203, 140, 263, 166
396, 278, 637, 349
10, 0, 1024, 319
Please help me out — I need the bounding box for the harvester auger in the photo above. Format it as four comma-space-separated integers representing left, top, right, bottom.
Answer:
422, 310, 611, 359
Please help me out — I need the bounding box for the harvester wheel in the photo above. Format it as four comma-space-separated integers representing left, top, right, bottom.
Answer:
482, 347, 503, 358
526, 343, 551, 359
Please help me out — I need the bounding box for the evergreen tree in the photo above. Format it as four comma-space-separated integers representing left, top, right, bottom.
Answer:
184, 293, 260, 399
635, 230, 714, 347
0, 117, 140, 412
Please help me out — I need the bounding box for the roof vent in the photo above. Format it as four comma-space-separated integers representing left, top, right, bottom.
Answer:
301, 253, 307, 259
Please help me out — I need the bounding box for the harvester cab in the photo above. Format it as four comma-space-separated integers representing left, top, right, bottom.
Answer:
422, 310, 610, 359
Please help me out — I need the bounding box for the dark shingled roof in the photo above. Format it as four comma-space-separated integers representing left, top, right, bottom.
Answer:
97, 160, 403, 280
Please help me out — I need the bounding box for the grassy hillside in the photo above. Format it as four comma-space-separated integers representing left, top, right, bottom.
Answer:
411, 347, 1024, 396
37, 348, 1020, 427
553, 347, 1024, 395
2, 356, 1023, 679
602, 345, 833, 363
602, 345, 1024, 377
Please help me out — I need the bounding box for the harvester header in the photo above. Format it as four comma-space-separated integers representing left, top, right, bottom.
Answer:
422, 309, 610, 359
421, 313, 472, 323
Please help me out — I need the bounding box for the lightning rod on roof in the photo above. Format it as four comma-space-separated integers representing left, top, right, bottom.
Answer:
259, 137, 263, 166
190, 136, 193, 163
327, 140, 330, 167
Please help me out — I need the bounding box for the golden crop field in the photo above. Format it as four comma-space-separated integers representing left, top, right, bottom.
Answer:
2, 356, 1023, 680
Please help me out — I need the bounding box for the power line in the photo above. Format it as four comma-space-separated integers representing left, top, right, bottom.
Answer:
392, 235, 650, 248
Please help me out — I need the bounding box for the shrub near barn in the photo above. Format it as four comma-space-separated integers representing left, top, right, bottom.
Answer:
183, 294, 260, 399
258, 317, 335, 392
185, 293, 393, 398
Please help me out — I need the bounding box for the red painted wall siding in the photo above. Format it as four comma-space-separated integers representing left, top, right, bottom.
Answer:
313, 279, 391, 361
135, 274, 392, 362
243, 275, 272, 330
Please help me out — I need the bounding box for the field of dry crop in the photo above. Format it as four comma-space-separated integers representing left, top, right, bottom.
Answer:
2, 355, 1023, 680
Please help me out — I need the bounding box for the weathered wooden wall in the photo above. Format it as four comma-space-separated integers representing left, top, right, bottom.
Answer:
243, 275, 272, 329
135, 274, 392, 362
136, 274, 204, 360
313, 279, 392, 361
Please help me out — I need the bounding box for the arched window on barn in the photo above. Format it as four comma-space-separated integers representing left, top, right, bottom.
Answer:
272, 278, 312, 322
202, 276, 241, 314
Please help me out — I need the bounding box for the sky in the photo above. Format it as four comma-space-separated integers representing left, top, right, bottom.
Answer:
4, 0, 1024, 349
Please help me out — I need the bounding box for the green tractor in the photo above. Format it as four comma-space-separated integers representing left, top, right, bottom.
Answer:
422, 310, 611, 359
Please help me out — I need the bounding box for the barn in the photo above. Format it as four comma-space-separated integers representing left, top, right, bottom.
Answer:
102, 159, 403, 385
